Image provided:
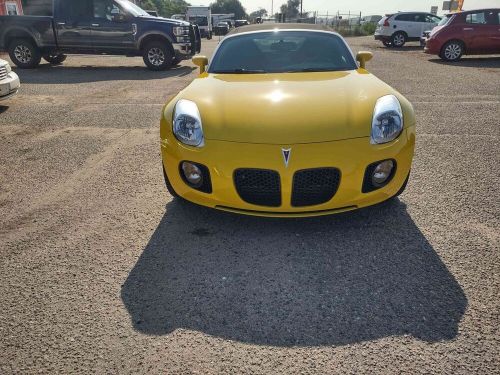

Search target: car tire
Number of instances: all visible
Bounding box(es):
[143,41,173,71]
[163,163,180,198]
[391,32,406,48]
[383,41,392,47]
[42,53,67,65]
[440,40,464,62]
[8,38,42,69]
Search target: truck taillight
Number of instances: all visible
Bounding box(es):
[384,19,390,27]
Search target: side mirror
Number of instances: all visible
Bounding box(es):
[112,13,127,22]
[192,55,208,74]
[356,51,373,69]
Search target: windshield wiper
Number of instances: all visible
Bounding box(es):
[212,68,266,74]
[286,67,338,73]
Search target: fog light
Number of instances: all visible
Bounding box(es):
[181,162,203,187]
[372,160,394,187]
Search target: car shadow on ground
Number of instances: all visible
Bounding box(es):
[0,105,9,114]
[376,45,424,52]
[14,65,196,84]
[428,57,500,68]
[121,198,467,347]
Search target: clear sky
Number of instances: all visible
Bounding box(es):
[192,0,499,16]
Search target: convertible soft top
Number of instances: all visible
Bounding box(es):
[227,23,333,36]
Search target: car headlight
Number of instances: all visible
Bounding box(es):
[173,26,189,36]
[4,63,12,73]
[172,99,204,147]
[371,95,403,144]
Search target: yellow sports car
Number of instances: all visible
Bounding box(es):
[160,24,415,217]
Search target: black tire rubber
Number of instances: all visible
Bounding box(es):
[142,41,173,71]
[8,38,41,69]
[383,40,392,47]
[163,163,180,198]
[42,53,67,65]
[439,40,464,62]
[391,32,407,48]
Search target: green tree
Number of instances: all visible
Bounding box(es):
[210,0,247,19]
[249,8,267,19]
[137,0,190,17]
[279,0,300,19]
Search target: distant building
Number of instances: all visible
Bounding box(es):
[0,0,24,15]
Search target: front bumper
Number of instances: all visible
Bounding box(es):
[172,25,201,60]
[173,43,194,59]
[0,70,20,101]
[424,38,441,55]
[161,127,416,217]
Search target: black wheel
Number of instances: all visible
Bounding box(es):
[391,32,406,48]
[440,40,464,62]
[142,41,173,71]
[383,40,392,47]
[163,163,180,198]
[42,53,67,65]
[8,38,41,69]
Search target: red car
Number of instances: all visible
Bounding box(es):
[425,8,500,61]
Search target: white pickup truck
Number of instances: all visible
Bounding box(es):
[0,58,20,101]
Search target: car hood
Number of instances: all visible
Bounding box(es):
[138,16,190,26]
[173,70,413,144]
[429,25,444,37]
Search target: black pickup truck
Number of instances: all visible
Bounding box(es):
[0,0,201,70]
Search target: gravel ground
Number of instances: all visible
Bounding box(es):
[0,37,499,374]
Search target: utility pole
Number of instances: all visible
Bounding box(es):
[300,0,303,18]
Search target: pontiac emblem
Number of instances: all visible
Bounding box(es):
[282,148,291,168]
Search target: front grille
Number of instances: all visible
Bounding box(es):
[234,169,281,207]
[291,168,341,207]
[0,67,7,80]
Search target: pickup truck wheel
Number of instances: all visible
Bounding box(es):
[391,32,406,48]
[382,41,392,47]
[8,39,41,69]
[143,42,173,71]
[43,53,67,65]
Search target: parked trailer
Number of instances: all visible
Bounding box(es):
[187,6,212,39]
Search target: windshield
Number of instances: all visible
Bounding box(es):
[209,31,357,74]
[189,16,208,26]
[438,15,452,26]
[115,0,149,17]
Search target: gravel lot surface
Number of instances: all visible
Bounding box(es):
[0,37,499,374]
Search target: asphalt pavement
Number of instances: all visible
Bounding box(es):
[0,37,499,374]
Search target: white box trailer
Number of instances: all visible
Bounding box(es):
[187,6,212,39]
